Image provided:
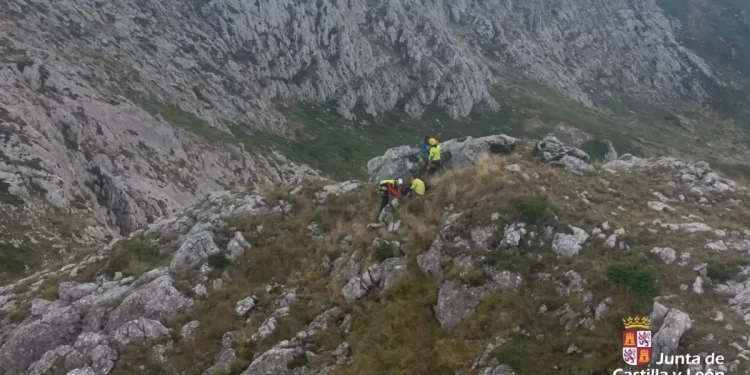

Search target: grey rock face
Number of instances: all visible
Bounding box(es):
[235,297,257,317]
[68,333,118,374]
[603,157,737,193]
[227,232,250,262]
[239,340,311,375]
[435,281,487,329]
[341,257,409,301]
[104,275,193,332]
[170,231,221,273]
[650,247,677,264]
[180,321,200,340]
[480,365,516,375]
[652,308,692,367]
[434,268,522,329]
[367,134,520,182]
[535,135,594,175]
[112,318,170,346]
[314,181,362,203]
[0,305,82,371]
[0,0,737,247]
[67,367,97,375]
[551,226,589,256]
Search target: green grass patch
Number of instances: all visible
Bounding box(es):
[103,238,166,277]
[6,303,29,324]
[123,90,234,143]
[339,274,481,375]
[37,276,62,301]
[206,253,231,270]
[514,195,553,225]
[374,242,394,262]
[606,262,658,297]
[580,139,611,161]
[0,243,29,277]
[706,263,734,283]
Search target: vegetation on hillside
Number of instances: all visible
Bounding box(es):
[100,153,750,374]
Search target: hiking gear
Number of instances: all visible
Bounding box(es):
[420,138,430,156]
[429,144,441,161]
[428,138,437,146]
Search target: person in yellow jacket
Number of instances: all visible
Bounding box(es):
[426,138,442,175]
[400,176,426,197]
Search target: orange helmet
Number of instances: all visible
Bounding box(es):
[428,138,438,146]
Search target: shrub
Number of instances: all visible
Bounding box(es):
[7,304,29,324]
[374,243,394,262]
[706,263,733,283]
[104,239,164,277]
[287,352,308,369]
[514,195,552,225]
[38,276,62,301]
[581,139,611,161]
[207,253,231,270]
[0,244,32,278]
[491,342,527,372]
[606,262,658,297]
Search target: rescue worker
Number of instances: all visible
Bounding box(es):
[426,137,442,175]
[378,178,403,213]
[401,176,426,197]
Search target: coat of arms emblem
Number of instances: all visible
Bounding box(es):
[622,316,652,366]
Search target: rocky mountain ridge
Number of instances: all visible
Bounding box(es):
[2,0,750,277]
[2,133,750,374]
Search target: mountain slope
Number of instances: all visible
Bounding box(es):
[2,135,750,375]
[2,0,750,315]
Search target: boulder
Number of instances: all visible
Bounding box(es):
[652,308,692,367]
[535,135,595,175]
[113,318,170,346]
[367,134,519,182]
[104,275,193,332]
[314,181,362,203]
[170,231,221,273]
[551,226,589,256]
[0,305,82,372]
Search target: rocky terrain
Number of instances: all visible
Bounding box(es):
[2,134,750,374]
[2,0,750,281]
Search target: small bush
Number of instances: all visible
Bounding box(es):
[7,304,29,324]
[207,253,231,270]
[515,195,552,225]
[104,239,164,277]
[706,263,733,283]
[491,342,527,372]
[581,139,611,161]
[0,244,32,278]
[606,262,658,297]
[38,276,62,301]
[374,243,394,262]
[287,352,308,369]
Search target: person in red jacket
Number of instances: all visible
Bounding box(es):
[378,178,403,213]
